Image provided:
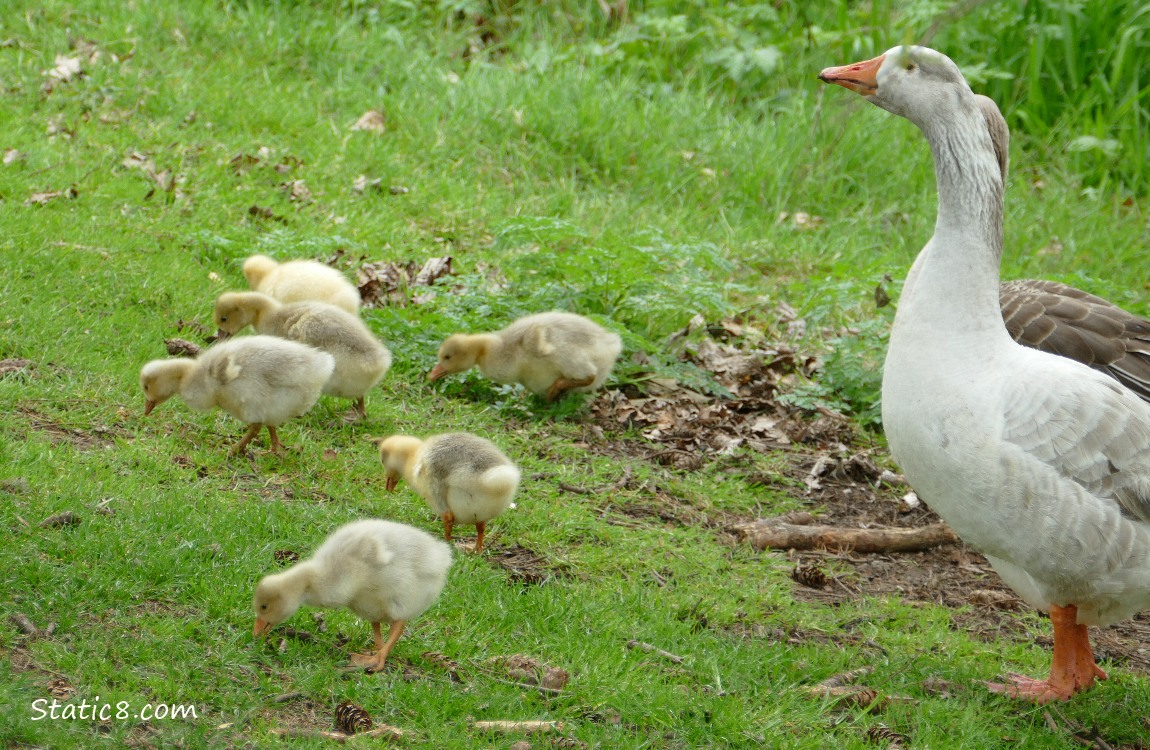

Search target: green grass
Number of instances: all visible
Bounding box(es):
[2,1,1149,748]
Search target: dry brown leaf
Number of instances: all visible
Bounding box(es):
[352,174,382,194]
[25,187,78,206]
[3,149,24,165]
[39,511,81,528]
[164,338,202,358]
[0,358,33,375]
[46,54,83,83]
[351,109,386,133]
[968,589,1022,610]
[229,153,260,174]
[356,257,454,308]
[777,211,826,230]
[282,180,312,202]
[248,204,286,223]
[47,677,76,700]
[45,116,74,138]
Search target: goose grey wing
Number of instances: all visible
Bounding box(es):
[1002,367,1150,524]
[1001,279,1150,402]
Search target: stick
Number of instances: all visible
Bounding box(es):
[271,692,305,704]
[485,674,566,695]
[734,521,958,553]
[472,720,563,734]
[269,724,405,741]
[625,639,685,664]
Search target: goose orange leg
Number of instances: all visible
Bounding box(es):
[545,375,595,402]
[988,604,1108,703]
[266,426,285,454]
[475,521,487,553]
[229,424,263,456]
[351,620,406,673]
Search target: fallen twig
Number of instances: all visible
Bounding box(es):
[485,674,566,695]
[271,692,305,704]
[10,613,39,636]
[269,724,405,742]
[734,520,957,553]
[472,720,564,734]
[625,639,685,664]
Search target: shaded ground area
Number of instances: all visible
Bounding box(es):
[582,320,1150,679]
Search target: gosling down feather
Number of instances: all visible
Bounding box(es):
[971,94,1150,402]
[821,46,1150,702]
[243,254,361,314]
[375,432,520,552]
[140,335,333,455]
[253,519,452,672]
[428,311,622,402]
[213,291,391,419]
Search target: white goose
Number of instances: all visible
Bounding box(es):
[820,46,1150,702]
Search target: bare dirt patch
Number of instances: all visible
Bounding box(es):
[486,542,569,585]
[17,406,121,450]
[581,321,1150,678]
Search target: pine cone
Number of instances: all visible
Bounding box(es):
[334,700,373,735]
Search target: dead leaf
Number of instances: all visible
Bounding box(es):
[356,257,454,308]
[3,149,24,165]
[352,174,382,194]
[1037,236,1063,256]
[351,109,386,133]
[47,677,76,700]
[281,180,311,203]
[39,511,81,528]
[45,116,74,138]
[248,204,286,223]
[229,153,260,174]
[164,338,202,358]
[968,589,1022,610]
[25,187,78,206]
[777,211,826,230]
[45,54,83,83]
[0,358,33,376]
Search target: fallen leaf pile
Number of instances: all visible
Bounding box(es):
[588,316,852,470]
[356,256,454,307]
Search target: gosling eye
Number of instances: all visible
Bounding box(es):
[259,604,267,610]
[904,62,916,72]
[220,316,228,323]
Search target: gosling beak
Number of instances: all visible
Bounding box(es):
[427,363,447,382]
[818,53,884,96]
[144,399,156,416]
[253,617,272,638]
[385,473,398,492]
[215,329,232,341]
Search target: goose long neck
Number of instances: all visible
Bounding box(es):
[923,111,1004,264]
[896,105,1009,345]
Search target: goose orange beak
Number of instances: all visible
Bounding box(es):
[818,54,884,96]
[427,363,447,382]
[144,399,156,416]
[253,617,271,638]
